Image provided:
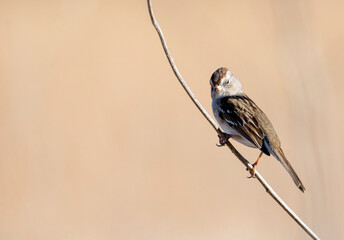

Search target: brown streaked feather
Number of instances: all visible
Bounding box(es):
[218,94,277,155]
[217,93,306,191]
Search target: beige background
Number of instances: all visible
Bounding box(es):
[0,0,343,239]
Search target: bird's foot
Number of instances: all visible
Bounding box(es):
[216,133,231,147]
[247,164,257,178]
[246,152,263,178]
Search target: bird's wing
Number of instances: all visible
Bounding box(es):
[217,94,270,155]
[217,94,306,191]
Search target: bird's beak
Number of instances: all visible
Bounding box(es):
[214,85,222,93]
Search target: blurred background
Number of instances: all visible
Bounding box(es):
[0,0,343,239]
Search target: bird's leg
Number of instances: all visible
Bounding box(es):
[247,151,263,178]
[216,132,231,147]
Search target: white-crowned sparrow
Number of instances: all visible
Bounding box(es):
[210,67,305,192]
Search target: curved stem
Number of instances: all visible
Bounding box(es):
[147,1,319,239]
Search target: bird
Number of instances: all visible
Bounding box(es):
[210,67,306,192]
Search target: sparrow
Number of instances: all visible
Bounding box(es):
[210,67,306,192]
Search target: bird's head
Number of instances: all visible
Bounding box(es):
[210,67,242,99]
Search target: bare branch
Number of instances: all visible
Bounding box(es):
[147,1,319,239]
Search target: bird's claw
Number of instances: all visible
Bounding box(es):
[247,164,257,178]
[216,133,231,147]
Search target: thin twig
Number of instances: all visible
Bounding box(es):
[147,1,319,239]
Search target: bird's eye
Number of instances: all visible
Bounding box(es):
[224,79,229,85]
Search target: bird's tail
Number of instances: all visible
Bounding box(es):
[272,147,306,192]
